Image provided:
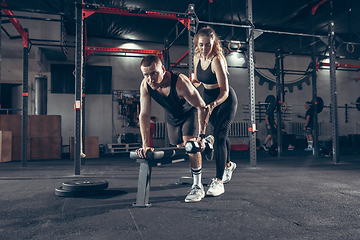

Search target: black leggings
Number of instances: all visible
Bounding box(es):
[203,86,238,180]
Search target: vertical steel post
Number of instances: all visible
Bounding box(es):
[188,4,196,77]
[311,15,319,156]
[329,21,339,163]
[81,19,86,165]
[275,50,282,157]
[21,28,29,167]
[74,1,84,175]
[0,6,2,111]
[246,0,257,167]
[81,92,85,165]
[164,38,170,71]
[280,49,285,103]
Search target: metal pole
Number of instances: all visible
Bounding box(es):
[188,4,195,77]
[329,20,339,163]
[21,28,29,167]
[275,50,282,157]
[164,38,170,70]
[81,80,85,165]
[74,0,84,175]
[280,50,285,103]
[0,7,2,111]
[311,14,319,156]
[247,0,257,167]
[81,19,86,166]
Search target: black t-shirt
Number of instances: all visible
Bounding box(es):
[147,71,195,126]
[267,111,275,125]
[305,108,314,128]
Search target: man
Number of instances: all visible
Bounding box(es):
[303,101,314,151]
[263,110,276,151]
[136,55,208,203]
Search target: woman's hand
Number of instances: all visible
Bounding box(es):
[135,146,154,158]
[196,137,206,152]
[205,103,216,125]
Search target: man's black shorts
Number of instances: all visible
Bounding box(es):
[166,111,198,146]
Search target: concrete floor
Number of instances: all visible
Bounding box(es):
[0,149,360,240]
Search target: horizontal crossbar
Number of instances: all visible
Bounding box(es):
[130,147,187,160]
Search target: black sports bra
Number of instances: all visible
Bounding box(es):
[196,55,218,85]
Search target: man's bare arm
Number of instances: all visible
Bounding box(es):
[137,80,153,156]
[177,74,208,135]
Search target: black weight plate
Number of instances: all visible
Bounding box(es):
[62,180,109,192]
[265,95,276,113]
[311,97,324,113]
[55,186,103,197]
[356,97,360,111]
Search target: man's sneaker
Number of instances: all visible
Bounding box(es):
[288,144,295,150]
[262,144,268,151]
[206,179,225,197]
[185,185,205,203]
[304,147,314,151]
[222,162,236,184]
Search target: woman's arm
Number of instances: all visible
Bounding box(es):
[192,53,202,88]
[205,55,229,120]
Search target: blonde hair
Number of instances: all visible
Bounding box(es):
[194,26,228,72]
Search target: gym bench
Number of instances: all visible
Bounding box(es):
[130,147,189,207]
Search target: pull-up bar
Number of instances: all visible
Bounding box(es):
[82,4,190,29]
[85,46,163,59]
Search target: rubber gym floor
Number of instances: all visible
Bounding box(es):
[1,149,360,240]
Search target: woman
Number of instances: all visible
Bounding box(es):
[193,26,238,197]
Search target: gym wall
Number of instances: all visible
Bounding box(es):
[2,27,360,147]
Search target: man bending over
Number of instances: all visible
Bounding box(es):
[136,55,208,203]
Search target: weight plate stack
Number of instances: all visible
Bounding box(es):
[55,179,109,197]
[311,97,324,113]
[265,95,277,114]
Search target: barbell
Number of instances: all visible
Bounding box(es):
[185,135,214,161]
[264,95,360,114]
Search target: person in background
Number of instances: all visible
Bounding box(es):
[301,101,314,151]
[263,110,275,151]
[192,26,238,197]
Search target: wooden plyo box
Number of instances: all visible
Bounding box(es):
[70,137,99,159]
[0,131,12,163]
[0,115,61,161]
[28,115,61,138]
[11,137,30,161]
[30,137,62,160]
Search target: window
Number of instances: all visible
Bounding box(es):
[51,64,112,94]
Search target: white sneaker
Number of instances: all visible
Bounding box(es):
[262,144,268,151]
[185,185,205,203]
[222,162,236,184]
[206,179,225,197]
[304,147,313,151]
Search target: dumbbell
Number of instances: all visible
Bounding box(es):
[185,135,214,161]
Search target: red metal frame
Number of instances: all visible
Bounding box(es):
[312,0,328,15]
[170,50,189,69]
[317,62,360,80]
[2,0,28,47]
[82,5,190,29]
[316,62,360,69]
[82,5,188,60]
[85,46,163,59]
